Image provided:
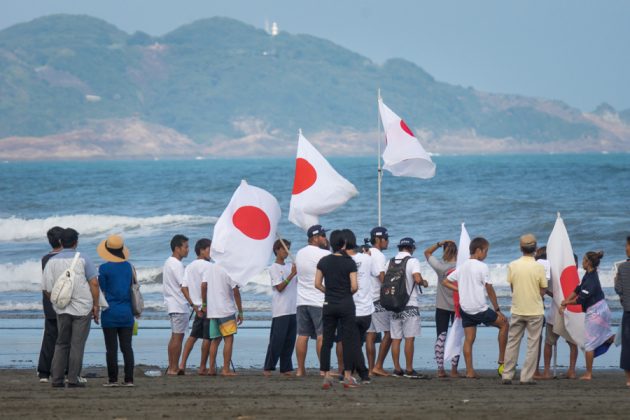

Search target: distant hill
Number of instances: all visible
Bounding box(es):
[1,14,629,159]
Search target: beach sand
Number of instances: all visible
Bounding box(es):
[1,367,630,419]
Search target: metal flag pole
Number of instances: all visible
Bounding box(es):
[377,88,383,226]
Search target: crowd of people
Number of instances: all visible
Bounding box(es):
[37,225,630,388]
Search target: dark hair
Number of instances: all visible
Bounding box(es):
[585,251,604,269]
[60,228,79,248]
[47,226,64,249]
[627,236,630,245]
[194,238,211,256]
[443,241,458,262]
[170,234,189,252]
[329,229,357,255]
[469,237,489,255]
[521,243,537,255]
[535,246,547,260]
[273,238,291,256]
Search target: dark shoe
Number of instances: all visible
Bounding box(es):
[67,382,86,388]
[501,379,512,385]
[392,370,404,377]
[51,382,64,388]
[359,376,371,384]
[519,381,537,385]
[121,382,135,387]
[338,374,344,383]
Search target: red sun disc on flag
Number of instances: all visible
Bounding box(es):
[560,265,582,313]
[400,120,414,137]
[232,206,271,240]
[292,158,317,195]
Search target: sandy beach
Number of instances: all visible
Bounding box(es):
[1,367,630,419]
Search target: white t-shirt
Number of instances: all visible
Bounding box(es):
[269,262,298,318]
[295,245,330,307]
[162,256,189,314]
[447,258,491,314]
[387,251,422,306]
[352,253,375,316]
[204,263,239,318]
[538,259,556,323]
[182,258,212,306]
[369,247,388,302]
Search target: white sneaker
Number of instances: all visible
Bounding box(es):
[78,376,87,383]
[39,377,49,383]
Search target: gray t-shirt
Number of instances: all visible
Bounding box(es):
[428,255,456,311]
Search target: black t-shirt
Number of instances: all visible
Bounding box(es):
[574,270,605,312]
[316,254,357,304]
[41,251,59,319]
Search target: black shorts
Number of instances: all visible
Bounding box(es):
[461,308,498,328]
[190,314,210,339]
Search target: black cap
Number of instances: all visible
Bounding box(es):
[307,224,326,238]
[398,237,416,248]
[370,226,389,240]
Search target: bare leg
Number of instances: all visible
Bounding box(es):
[391,338,402,372]
[336,341,343,374]
[296,335,308,376]
[541,343,554,378]
[221,335,236,376]
[373,332,391,376]
[497,320,508,364]
[533,328,543,378]
[179,336,198,371]
[199,339,210,374]
[580,350,594,380]
[567,342,578,378]
[316,335,323,360]
[463,327,477,378]
[366,332,376,375]
[404,337,415,372]
[167,333,184,375]
[625,370,630,387]
[208,337,222,375]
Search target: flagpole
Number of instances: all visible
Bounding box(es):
[276,232,295,263]
[377,88,382,226]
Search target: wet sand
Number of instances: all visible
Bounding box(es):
[1,367,630,419]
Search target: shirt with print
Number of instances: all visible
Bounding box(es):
[352,252,375,316]
[507,256,548,316]
[316,254,358,305]
[447,258,491,315]
[162,256,189,314]
[182,259,213,307]
[204,263,239,318]
[295,245,330,307]
[369,247,388,302]
[41,250,60,319]
[538,259,556,324]
[387,252,422,307]
[269,262,298,318]
[427,255,456,312]
[42,249,98,317]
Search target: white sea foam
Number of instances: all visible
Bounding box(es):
[0,214,217,242]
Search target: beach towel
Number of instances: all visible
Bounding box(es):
[583,299,613,352]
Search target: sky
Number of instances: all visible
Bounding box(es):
[1,0,629,111]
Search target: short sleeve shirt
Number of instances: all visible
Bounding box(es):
[387,252,422,306]
[269,262,298,318]
[507,256,547,316]
[352,253,375,316]
[295,245,330,307]
[447,258,491,314]
[182,259,213,306]
[369,247,388,302]
[162,256,189,314]
[427,255,456,311]
[204,263,239,318]
[316,254,357,305]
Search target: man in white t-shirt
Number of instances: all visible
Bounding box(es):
[444,237,508,379]
[263,239,298,376]
[295,224,330,376]
[348,245,374,382]
[162,234,190,376]
[364,226,392,377]
[179,238,213,374]
[202,262,243,376]
[388,237,428,379]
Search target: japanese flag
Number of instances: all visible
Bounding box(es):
[288,131,358,231]
[547,213,585,348]
[211,180,281,286]
[379,98,436,179]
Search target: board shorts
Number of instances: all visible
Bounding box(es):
[390,306,421,339]
[169,312,189,334]
[297,305,323,339]
[460,308,498,328]
[190,314,210,339]
[367,300,391,333]
[209,314,238,339]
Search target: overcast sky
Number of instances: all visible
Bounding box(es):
[2,0,629,111]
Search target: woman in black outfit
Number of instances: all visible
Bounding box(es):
[315,229,359,389]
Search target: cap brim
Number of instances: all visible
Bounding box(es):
[97,239,130,263]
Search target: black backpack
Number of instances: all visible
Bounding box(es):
[380,256,413,313]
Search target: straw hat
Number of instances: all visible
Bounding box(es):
[97,234,130,262]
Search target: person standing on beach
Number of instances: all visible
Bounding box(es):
[263,239,298,376]
[561,251,614,380]
[43,228,100,388]
[37,226,64,383]
[97,235,136,387]
[202,262,243,376]
[365,227,392,377]
[295,225,330,376]
[424,240,460,378]
[501,234,547,385]
[444,237,508,379]
[162,234,190,376]
[388,237,427,378]
[179,238,212,374]
[614,236,630,387]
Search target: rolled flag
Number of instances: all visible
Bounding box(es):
[547,213,585,348]
[211,180,281,286]
[288,131,359,230]
[378,98,436,179]
[444,223,471,362]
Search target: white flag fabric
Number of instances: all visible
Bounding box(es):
[547,213,585,348]
[288,132,358,230]
[378,98,436,179]
[444,223,471,362]
[211,180,281,287]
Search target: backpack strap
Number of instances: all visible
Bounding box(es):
[69,252,81,271]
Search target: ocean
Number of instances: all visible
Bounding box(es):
[1,154,629,324]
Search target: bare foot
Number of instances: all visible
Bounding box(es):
[296,369,306,377]
[198,369,208,376]
[437,369,447,378]
[165,370,179,376]
[465,370,479,379]
[565,370,577,379]
[221,370,237,377]
[450,371,464,378]
[579,373,592,381]
[262,370,272,377]
[626,382,630,387]
[282,371,294,377]
[372,367,389,377]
